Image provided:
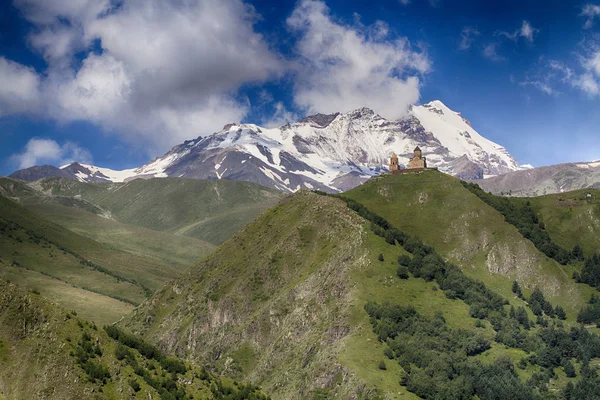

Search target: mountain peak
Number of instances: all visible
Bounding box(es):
[347,107,376,118]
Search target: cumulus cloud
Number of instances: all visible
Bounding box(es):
[458,27,480,51]
[262,102,300,128]
[10,138,92,169]
[582,4,600,29]
[287,0,431,120]
[0,57,41,116]
[3,0,283,153]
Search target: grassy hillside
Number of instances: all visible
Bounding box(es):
[32,177,284,245]
[344,171,596,319]
[1,177,215,267]
[0,195,207,325]
[527,189,600,256]
[118,173,600,399]
[0,279,269,400]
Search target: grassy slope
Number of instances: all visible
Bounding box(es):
[33,177,284,245]
[117,171,600,398]
[527,188,600,256]
[0,195,188,325]
[122,192,397,399]
[120,187,558,399]
[1,176,215,273]
[25,202,214,267]
[344,171,596,321]
[0,279,267,400]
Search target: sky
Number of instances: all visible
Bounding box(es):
[1,0,600,176]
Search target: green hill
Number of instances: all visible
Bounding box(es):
[526,189,600,256]
[0,279,269,400]
[30,177,284,245]
[118,172,600,399]
[344,171,595,318]
[0,195,211,325]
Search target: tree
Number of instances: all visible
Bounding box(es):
[564,360,576,378]
[572,244,584,261]
[398,254,411,267]
[397,266,409,280]
[512,280,520,294]
[554,305,566,320]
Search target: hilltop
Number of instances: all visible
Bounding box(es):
[118,170,600,399]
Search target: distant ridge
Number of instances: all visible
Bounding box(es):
[9,101,525,192]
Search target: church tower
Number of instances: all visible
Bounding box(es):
[389,153,399,173]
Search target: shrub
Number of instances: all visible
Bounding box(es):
[378,253,384,262]
[378,360,387,370]
[397,266,409,280]
[397,255,411,267]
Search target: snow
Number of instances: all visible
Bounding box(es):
[411,101,518,171]
[577,161,600,169]
[56,100,525,192]
[72,164,138,182]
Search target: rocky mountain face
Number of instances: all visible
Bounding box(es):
[474,161,600,197]
[9,101,525,192]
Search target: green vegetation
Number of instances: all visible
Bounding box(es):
[0,196,151,324]
[28,176,283,245]
[335,191,600,398]
[0,279,270,399]
[344,171,594,321]
[0,175,279,323]
[462,181,600,295]
[120,191,391,399]
[119,172,600,399]
[462,181,575,264]
[527,189,600,256]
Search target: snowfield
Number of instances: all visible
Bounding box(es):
[60,101,527,192]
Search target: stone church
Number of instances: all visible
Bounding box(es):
[389,147,428,174]
[408,146,427,169]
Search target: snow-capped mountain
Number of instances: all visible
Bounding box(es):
[10,100,526,192]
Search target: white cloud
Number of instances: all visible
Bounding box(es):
[458,27,480,51]
[572,73,600,96]
[497,20,538,44]
[0,57,41,117]
[287,0,431,120]
[262,102,300,128]
[519,21,536,43]
[4,0,283,154]
[483,43,504,61]
[519,81,555,95]
[582,4,600,29]
[10,138,92,169]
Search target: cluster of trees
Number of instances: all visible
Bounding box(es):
[576,254,600,291]
[104,325,270,400]
[104,325,185,374]
[364,302,538,400]
[72,331,110,384]
[528,286,567,320]
[316,191,600,397]
[577,295,600,325]
[461,181,578,265]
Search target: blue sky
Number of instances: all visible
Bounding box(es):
[1,0,600,176]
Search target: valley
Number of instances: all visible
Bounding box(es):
[3,169,600,399]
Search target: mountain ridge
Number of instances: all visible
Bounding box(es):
[9,100,526,192]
